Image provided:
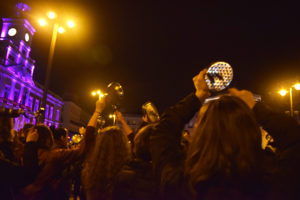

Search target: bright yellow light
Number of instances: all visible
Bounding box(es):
[97,90,101,95]
[48,11,56,19]
[39,19,47,26]
[279,89,288,96]
[91,91,96,96]
[294,83,300,90]
[67,20,75,28]
[58,27,65,34]
[109,114,115,119]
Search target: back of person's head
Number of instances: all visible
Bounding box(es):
[185,95,262,187]
[36,125,54,149]
[0,116,12,143]
[53,127,68,141]
[22,123,34,137]
[134,124,155,162]
[81,126,130,199]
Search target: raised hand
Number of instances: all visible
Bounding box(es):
[95,96,106,114]
[193,68,211,102]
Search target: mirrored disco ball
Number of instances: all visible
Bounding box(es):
[205,61,233,92]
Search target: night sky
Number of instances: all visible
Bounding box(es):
[1,0,300,114]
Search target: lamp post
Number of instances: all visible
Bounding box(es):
[38,12,75,122]
[279,83,300,117]
[41,23,58,112]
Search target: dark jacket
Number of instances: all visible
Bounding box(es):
[253,102,300,199]
[150,93,200,199]
[149,93,268,200]
[22,126,95,200]
[0,142,38,200]
[113,159,158,200]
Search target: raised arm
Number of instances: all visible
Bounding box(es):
[115,110,133,136]
[149,69,210,198]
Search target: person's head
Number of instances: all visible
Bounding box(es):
[35,125,54,150]
[185,95,262,186]
[53,127,69,144]
[19,123,34,143]
[82,126,130,198]
[134,124,156,162]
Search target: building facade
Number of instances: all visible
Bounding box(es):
[62,101,90,133]
[0,3,63,129]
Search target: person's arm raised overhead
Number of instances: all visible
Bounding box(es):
[150,68,210,199]
[115,110,133,136]
[88,96,106,127]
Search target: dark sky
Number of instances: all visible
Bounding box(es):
[1,0,300,114]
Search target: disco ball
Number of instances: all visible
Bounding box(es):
[204,61,233,92]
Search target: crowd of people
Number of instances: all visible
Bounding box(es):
[1,68,300,200]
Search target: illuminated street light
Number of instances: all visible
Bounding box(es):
[58,27,65,34]
[109,114,116,125]
[67,20,75,28]
[39,18,47,26]
[279,89,287,96]
[278,83,300,117]
[92,90,104,100]
[39,11,76,123]
[294,83,300,90]
[48,11,56,19]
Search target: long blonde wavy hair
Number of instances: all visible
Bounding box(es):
[81,126,130,200]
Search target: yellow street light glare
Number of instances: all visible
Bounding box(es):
[279,89,288,96]
[39,19,47,26]
[67,20,75,28]
[109,114,115,119]
[48,11,56,19]
[91,91,96,96]
[294,83,300,90]
[58,27,65,34]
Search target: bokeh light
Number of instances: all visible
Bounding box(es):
[279,89,287,96]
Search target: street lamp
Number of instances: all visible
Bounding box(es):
[278,83,300,117]
[39,19,47,26]
[38,11,75,122]
[279,89,288,97]
[91,90,104,100]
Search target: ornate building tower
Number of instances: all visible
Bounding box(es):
[0,3,63,129]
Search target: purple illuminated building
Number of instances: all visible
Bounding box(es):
[0,3,63,129]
